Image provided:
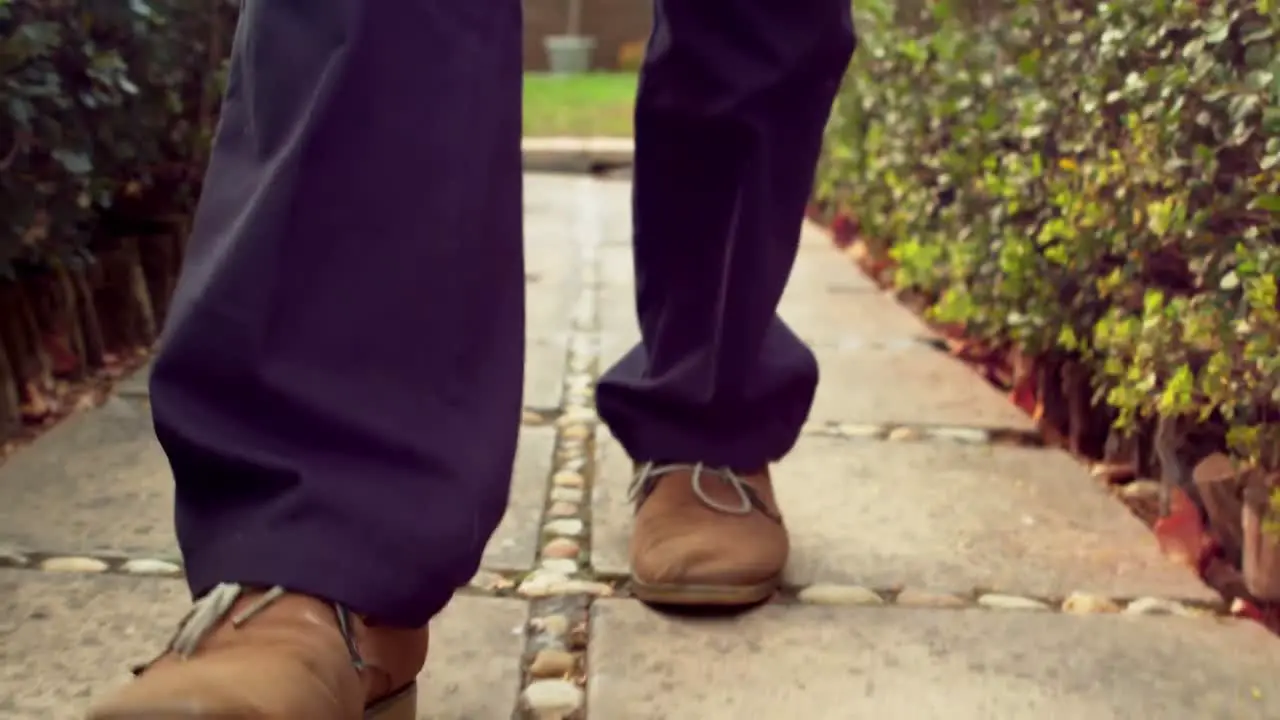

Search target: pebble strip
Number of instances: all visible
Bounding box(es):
[783,582,1218,617]
[0,549,185,578]
[0,545,1221,622]
[798,420,1044,448]
[0,549,542,598]
[518,181,602,720]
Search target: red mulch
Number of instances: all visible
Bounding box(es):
[0,346,152,467]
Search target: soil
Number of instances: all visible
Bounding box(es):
[0,347,152,467]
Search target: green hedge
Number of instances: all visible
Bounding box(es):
[0,0,232,431]
[818,0,1279,470]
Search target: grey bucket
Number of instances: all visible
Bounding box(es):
[544,34,597,75]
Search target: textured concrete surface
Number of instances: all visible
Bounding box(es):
[778,288,934,347]
[524,338,567,410]
[591,431,1215,601]
[0,396,173,557]
[6,174,1275,720]
[483,428,555,571]
[589,600,1280,720]
[0,396,554,572]
[0,570,187,720]
[775,438,1217,600]
[0,570,524,720]
[115,363,150,397]
[808,344,1036,430]
[416,596,527,719]
[525,174,584,339]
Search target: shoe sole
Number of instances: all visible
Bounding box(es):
[87,683,416,720]
[630,577,779,606]
[365,682,416,720]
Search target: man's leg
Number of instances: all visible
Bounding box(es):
[89,0,523,717]
[596,0,855,605]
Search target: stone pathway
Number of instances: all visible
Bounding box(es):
[2,174,1278,720]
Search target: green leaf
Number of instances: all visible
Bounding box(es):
[1251,194,1280,213]
[51,149,92,175]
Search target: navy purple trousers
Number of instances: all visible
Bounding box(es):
[150,0,855,627]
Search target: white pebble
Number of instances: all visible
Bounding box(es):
[540,558,579,575]
[1125,597,1194,617]
[544,519,585,538]
[121,558,181,576]
[40,556,109,573]
[560,425,590,441]
[926,427,990,444]
[797,584,883,606]
[550,487,584,504]
[1061,592,1120,614]
[839,423,884,438]
[518,570,569,597]
[529,614,570,637]
[887,426,923,441]
[518,570,612,598]
[977,594,1051,611]
[522,679,584,719]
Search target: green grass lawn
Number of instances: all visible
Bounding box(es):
[523,72,638,138]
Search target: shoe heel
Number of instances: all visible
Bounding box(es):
[365,682,417,720]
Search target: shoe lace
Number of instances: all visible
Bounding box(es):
[140,583,365,672]
[627,461,779,520]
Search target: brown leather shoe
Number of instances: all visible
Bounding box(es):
[628,462,788,605]
[86,583,428,720]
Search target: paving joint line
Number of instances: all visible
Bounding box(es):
[1,549,1227,624]
[799,420,1045,448]
[507,177,604,720]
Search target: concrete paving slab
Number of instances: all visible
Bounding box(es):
[785,242,879,295]
[115,362,149,397]
[590,432,1215,602]
[0,570,526,720]
[484,427,555,572]
[599,244,634,287]
[810,344,1036,430]
[778,288,934,346]
[417,595,527,719]
[776,437,1215,600]
[0,570,187,720]
[593,178,633,248]
[798,218,837,250]
[0,397,173,558]
[525,337,567,410]
[589,600,1280,720]
[525,174,584,342]
[597,243,639,366]
[0,400,553,573]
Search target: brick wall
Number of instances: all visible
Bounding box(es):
[523,0,652,71]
